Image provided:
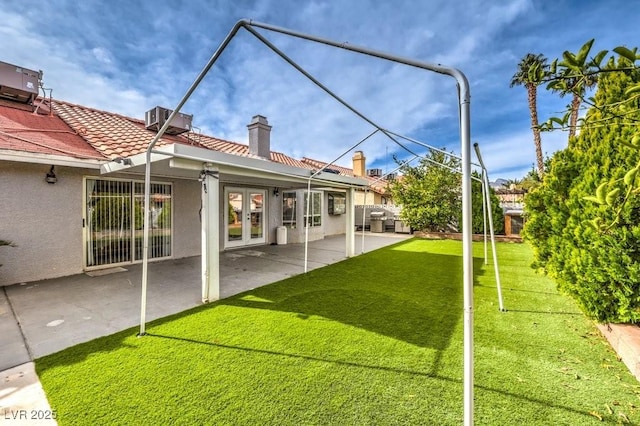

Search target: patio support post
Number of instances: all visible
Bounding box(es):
[345,187,355,257]
[201,163,220,303]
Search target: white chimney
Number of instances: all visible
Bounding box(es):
[247,115,271,159]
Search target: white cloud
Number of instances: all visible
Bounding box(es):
[476,127,567,179]
[91,47,113,65]
[1,0,638,180]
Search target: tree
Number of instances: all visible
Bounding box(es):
[502,178,522,189]
[390,150,461,232]
[390,151,504,234]
[519,166,543,192]
[546,39,599,140]
[524,66,640,323]
[510,53,549,177]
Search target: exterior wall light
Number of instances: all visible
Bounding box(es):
[45,165,57,184]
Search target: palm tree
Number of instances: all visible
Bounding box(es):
[510,53,549,177]
[547,39,599,140]
[503,178,523,190]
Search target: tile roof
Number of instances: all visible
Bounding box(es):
[0,98,104,160]
[50,99,308,168]
[0,96,376,192]
[301,157,355,176]
[52,99,200,159]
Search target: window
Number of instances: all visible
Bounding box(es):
[282,191,297,228]
[510,215,524,235]
[328,193,346,215]
[304,191,322,227]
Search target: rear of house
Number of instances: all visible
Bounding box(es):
[0,60,374,287]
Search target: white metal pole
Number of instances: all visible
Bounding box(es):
[459,83,474,426]
[474,143,505,312]
[482,171,488,265]
[139,151,152,336]
[483,171,505,311]
[361,188,367,254]
[138,21,245,336]
[304,179,311,273]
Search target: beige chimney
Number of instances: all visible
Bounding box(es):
[247,115,272,159]
[352,150,366,177]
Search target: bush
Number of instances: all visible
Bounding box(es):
[524,68,640,322]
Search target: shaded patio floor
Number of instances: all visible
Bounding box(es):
[1,232,411,370]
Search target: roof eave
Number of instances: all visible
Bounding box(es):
[0,149,105,169]
[100,143,369,188]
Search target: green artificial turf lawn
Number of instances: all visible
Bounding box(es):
[37,239,640,425]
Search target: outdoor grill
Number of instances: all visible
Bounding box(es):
[369,211,387,233]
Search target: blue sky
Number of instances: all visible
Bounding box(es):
[1,0,638,179]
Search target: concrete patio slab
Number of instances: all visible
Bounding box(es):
[0,363,55,425]
[0,233,410,423]
[1,233,411,368]
[0,289,30,371]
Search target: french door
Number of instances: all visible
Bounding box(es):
[225,187,266,248]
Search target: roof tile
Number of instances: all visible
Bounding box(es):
[0,99,105,159]
[0,97,375,194]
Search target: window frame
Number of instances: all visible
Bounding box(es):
[304,190,323,228]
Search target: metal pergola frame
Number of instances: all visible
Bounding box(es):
[137,19,476,424]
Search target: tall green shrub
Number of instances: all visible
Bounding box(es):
[524,66,640,322]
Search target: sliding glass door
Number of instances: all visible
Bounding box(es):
[84,178,172,268]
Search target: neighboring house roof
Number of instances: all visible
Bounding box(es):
[301,157,390,194]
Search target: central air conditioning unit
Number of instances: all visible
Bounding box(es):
[0,61,41,104]
[145,106,193,135]
[367,168,383,177]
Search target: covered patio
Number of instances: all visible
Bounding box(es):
[1,232,411,371]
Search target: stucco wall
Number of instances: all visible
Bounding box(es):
[0,162,87,285]
[323,192,347,236]
[0,163,352,285]
[279,189,345,244]
[0,162,202,286]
